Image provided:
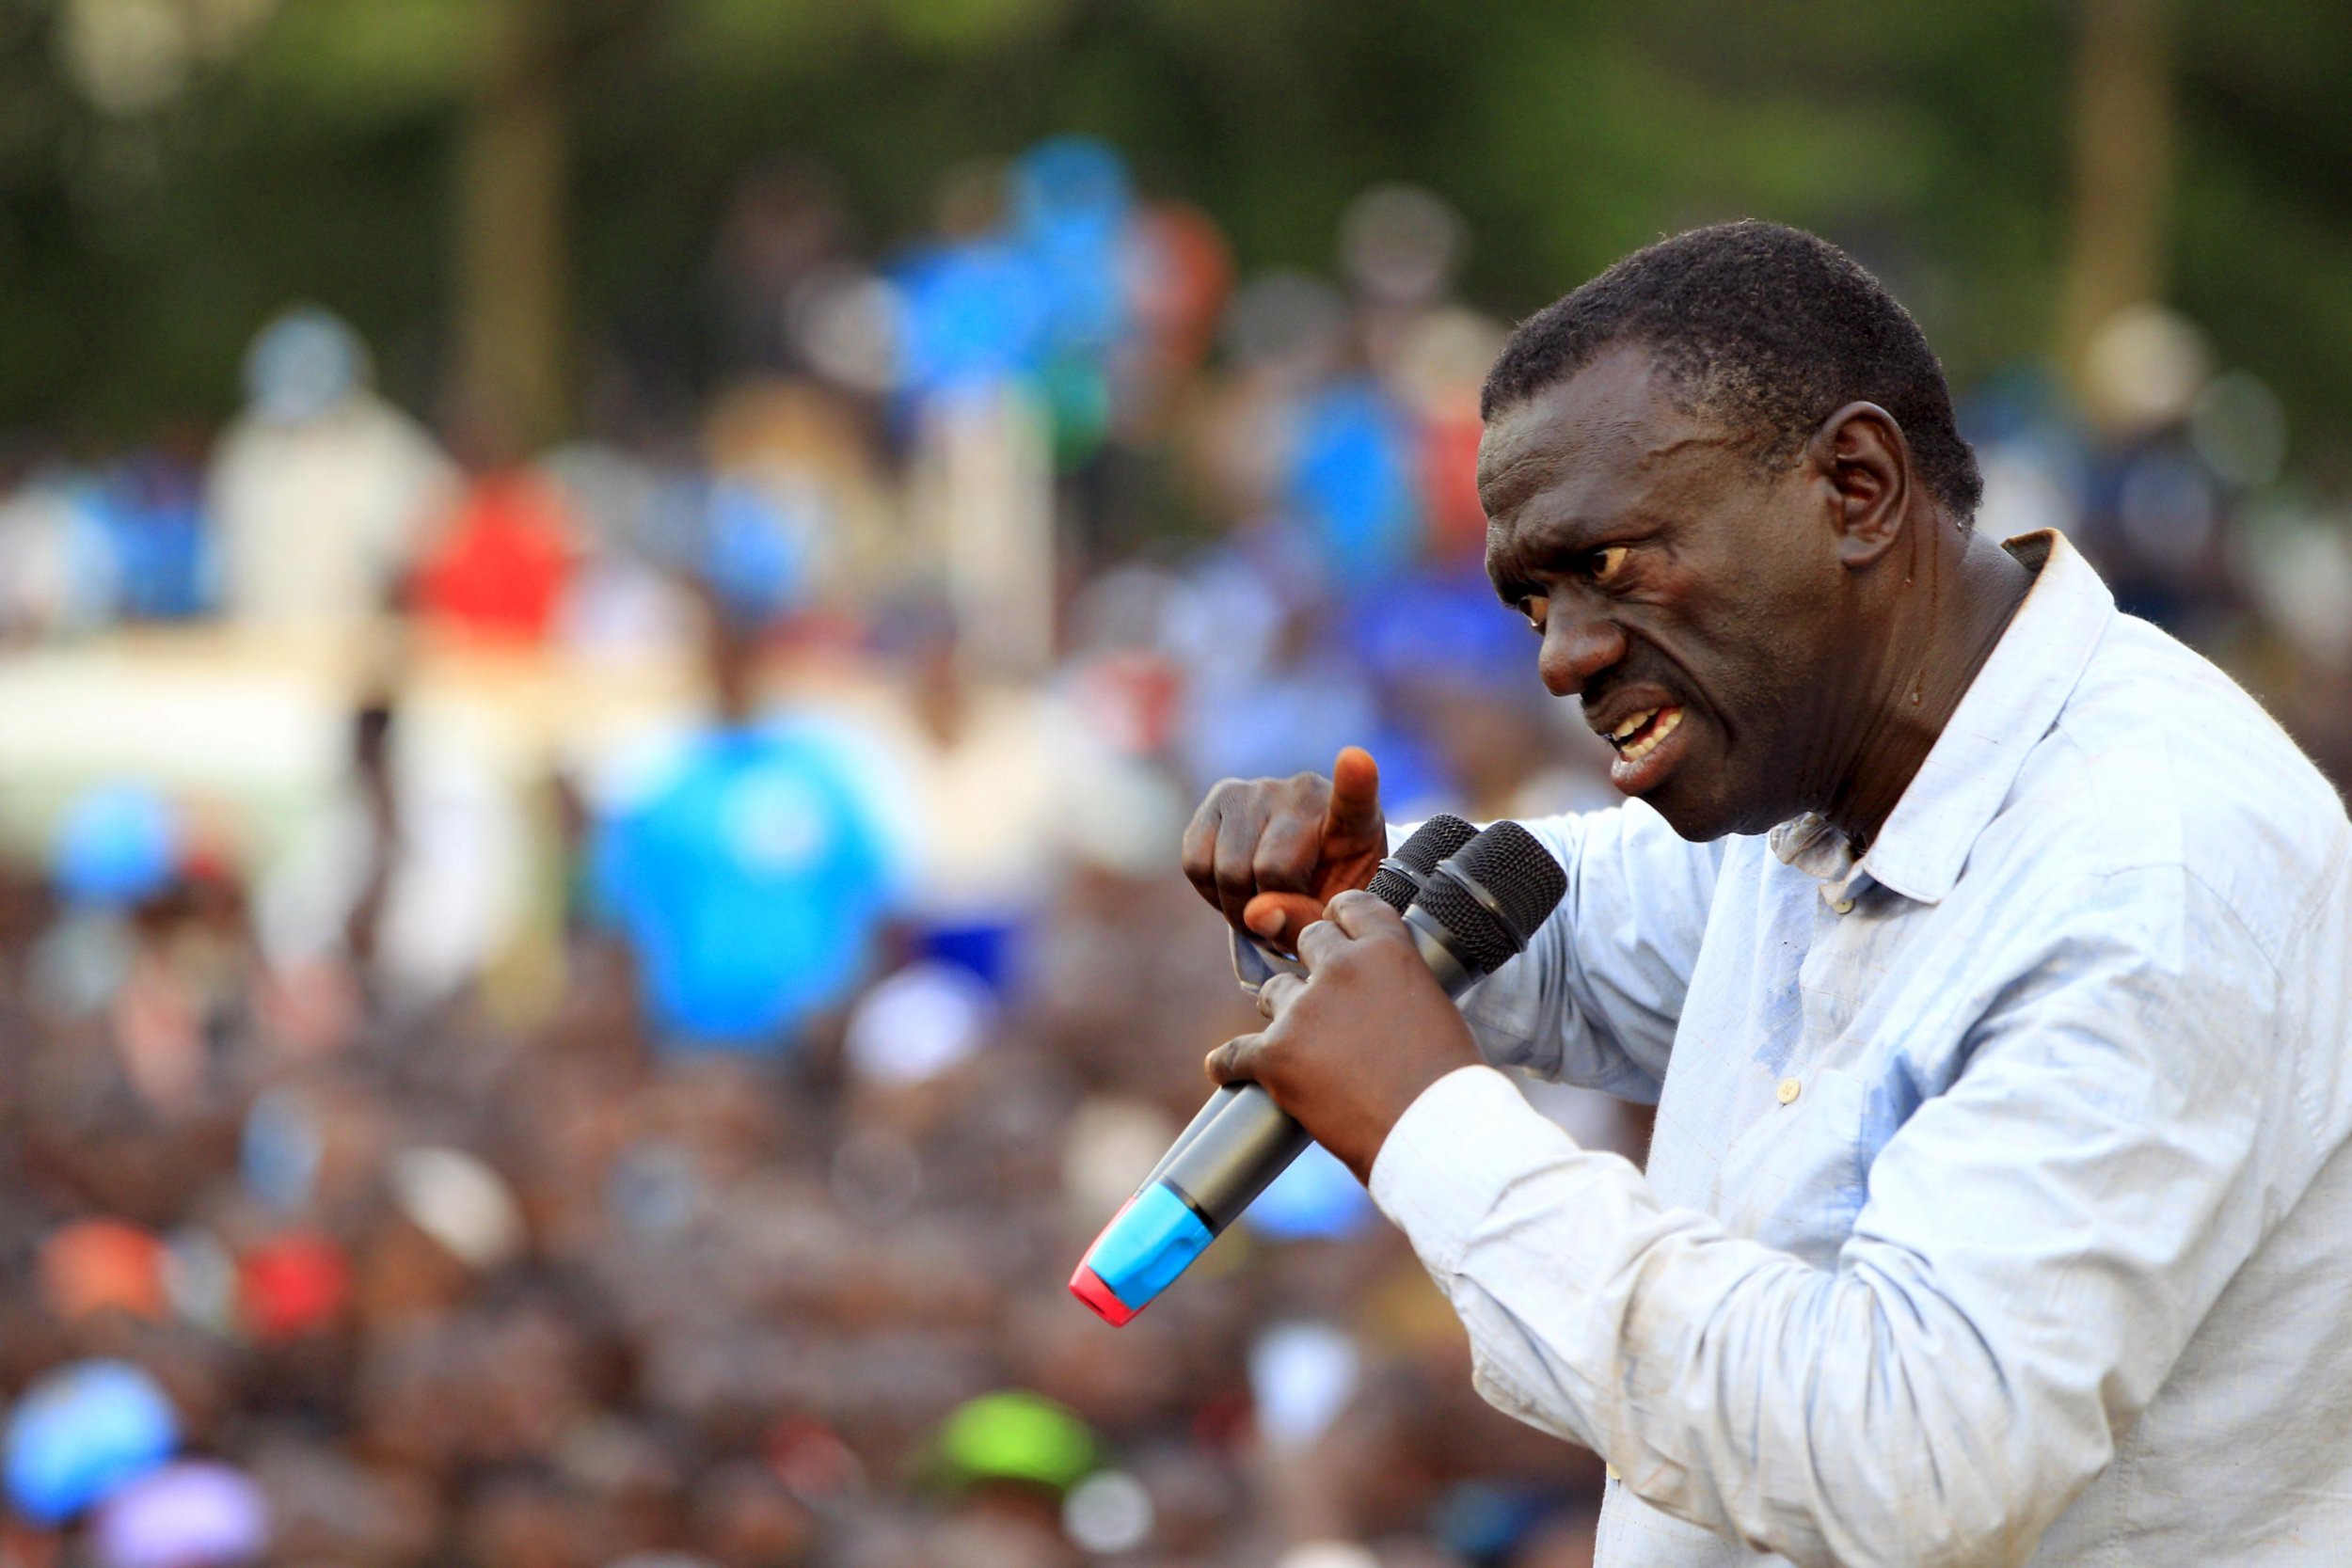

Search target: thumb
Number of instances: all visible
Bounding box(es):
[1242,892,1326,953]
[1322,746,1384,852]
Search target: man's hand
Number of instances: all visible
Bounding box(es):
[1204,890,1481,1182]
[1181,746,1387,954]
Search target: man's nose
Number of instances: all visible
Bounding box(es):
[1538,611,1627,697]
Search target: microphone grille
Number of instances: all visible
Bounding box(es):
[1368,814,1478,911]
[1395,814,1479,874]
[1450,820,1568,940]
[1414,821,1567,976]
[1365,867,1417,912]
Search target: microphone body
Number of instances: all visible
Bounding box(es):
[1071,819,1564,1325]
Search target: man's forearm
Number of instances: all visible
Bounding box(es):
[1371,1067,2108,1568]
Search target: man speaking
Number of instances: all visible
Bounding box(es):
[1182,222,2352,1567]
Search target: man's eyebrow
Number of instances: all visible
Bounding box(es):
[1509,510,1608,563]
[1475,444,1556,517]
[1486,552,1534,607]
[1487,509,1606,602]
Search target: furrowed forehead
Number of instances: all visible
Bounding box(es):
[1477,346,1730,516]
[1472,419,1565,519]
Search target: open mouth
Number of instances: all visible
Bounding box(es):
[1598,703,1691,796]
[1603,705,1683,763]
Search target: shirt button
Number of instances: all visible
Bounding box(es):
[1832,897,1855,914]
[1777,1077,1802,1104]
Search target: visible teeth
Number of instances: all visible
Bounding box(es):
[1611,708,1656,742]
[1616,707,1683,763]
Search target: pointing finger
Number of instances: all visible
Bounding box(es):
[1322,747,1385,854]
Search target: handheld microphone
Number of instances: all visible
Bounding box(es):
[1070,818,1566,1324]
[1073,814,1474,1299]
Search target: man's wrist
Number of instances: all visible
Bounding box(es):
[1327,1049,1473,1183]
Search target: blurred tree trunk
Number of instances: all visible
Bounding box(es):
[453,0,571,457]
[2058,0,2175,398]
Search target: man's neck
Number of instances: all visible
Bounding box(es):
[1826,526,2037,851]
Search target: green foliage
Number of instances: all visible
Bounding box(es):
[5,0,2349,476]
[230,0,484,119]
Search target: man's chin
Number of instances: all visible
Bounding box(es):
[1646,791,1740,843]
[1604,706,1748,839]
[1627,762,1767,844]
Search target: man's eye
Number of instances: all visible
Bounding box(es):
[1585,546,1629,584]
[1519,595,1548,634]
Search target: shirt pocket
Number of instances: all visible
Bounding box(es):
[1710,1066,1871,1267]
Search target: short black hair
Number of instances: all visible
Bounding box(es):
[1482,221,1983,522]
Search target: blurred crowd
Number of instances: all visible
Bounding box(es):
[0,136,2345,1568]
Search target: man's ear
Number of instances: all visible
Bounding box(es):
[1809,402,1911,569]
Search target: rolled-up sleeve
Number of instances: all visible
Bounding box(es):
[1370,863,2297,1568]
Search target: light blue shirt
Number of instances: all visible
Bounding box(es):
[594,720,900,1049]
[1369,532,2352,1567]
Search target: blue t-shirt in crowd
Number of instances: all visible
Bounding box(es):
[594,721,901,1052]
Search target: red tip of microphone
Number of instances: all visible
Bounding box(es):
[1069,1262,1137,1325]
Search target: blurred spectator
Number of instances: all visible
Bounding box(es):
[93,1460,270,1568]
[412,470,576,643]
[708,158,856,384]
[92,448,215,626]
[702,383,897,621]
[255,698,526,1013]
[1286,380,1426,594]
[590,606,904,1052]
[6,1361,178,1524]
[863,602,1070,993]
[0,463,123,641]
[208,309,458,636]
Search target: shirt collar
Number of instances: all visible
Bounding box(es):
[1767,530,2115,904]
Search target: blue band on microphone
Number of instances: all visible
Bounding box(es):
[1081,1181,1215,1311]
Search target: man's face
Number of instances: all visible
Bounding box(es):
[1478,343,1851,839]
